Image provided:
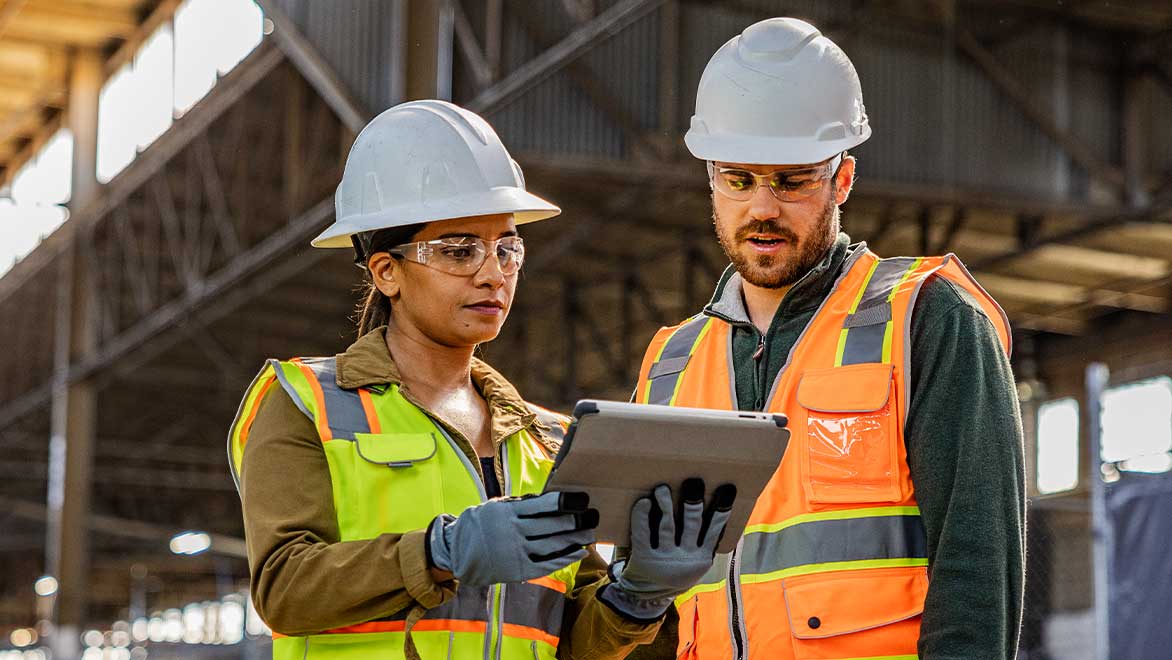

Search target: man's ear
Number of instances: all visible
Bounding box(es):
[367,252,401,300]
[834,155,856,206]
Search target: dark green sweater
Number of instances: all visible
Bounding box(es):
[635,234,1025,660]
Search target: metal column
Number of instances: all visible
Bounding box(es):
[46,47,103,660]
[1086,362,1112,660]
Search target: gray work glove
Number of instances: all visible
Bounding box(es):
[599,479,736,621]
[427,491,599,586]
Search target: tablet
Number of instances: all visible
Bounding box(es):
[543,400,788,554]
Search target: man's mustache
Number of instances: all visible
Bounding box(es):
[735,220,798,243]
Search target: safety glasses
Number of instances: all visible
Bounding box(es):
[709,153,843,202]
[387,236,525,276]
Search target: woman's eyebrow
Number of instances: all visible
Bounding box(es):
[435,230,519,239]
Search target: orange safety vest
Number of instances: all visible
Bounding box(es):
[634,248,1011,660]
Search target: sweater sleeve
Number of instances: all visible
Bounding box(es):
[559,548,663,660]
[239,385,454,635]
[906,277,1026,660]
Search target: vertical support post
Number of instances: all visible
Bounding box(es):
[562,278,578,405]
[1086,362,1111,660]
[405,0,454,101]
[485,0,503,82]
[939,0,957,188]
[918,207,933,255]
[1122,61,1149,208]
[621,271,634,386]
[1051,24,1071,197]
[682,236,696,319]
[657,0,679,149]
[70,51,101,210]
[47,48,103,659]
[284,66,305,219]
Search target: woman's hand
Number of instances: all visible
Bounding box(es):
[427,492,599,586]
[599,479,736,621]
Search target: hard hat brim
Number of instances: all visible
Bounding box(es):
[684,127,870,166]
[313,187,561,248]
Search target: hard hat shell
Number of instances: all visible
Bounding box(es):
[313,100,560,248]
[684,17,871,166]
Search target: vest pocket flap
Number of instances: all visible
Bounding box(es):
[797,363,894,413]
[783,568,927,639]
[354,432,438,466]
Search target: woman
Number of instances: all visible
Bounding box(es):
[227,101,728,660]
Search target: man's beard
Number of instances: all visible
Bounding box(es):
[714,197,840,289]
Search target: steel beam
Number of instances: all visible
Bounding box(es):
[253,0,368,133]
[0,44,285,309]
[0,0,29,40]
[971,202,1172,271]
[467,0,667,114]
[5,497,246,558]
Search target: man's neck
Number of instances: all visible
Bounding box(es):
[742,280,791,334]
[384,323,476,396]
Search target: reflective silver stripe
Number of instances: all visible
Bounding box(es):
[299,357,371,440]
[738,514,928,577]
[647,315,709,405]
[526,404,567,444]
[839,258,918,366]
[693,551,731,587]
[499,580,566,641]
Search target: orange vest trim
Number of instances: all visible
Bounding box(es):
[638,248,1010,660]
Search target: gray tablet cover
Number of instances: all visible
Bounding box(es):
[543,400,789,554]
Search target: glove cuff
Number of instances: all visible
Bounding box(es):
[426,514,457,573]
[597,583,672,623]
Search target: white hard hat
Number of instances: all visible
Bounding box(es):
[313,99,559,248]
[684,18,870,166]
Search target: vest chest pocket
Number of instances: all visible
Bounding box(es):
[334,432,445,536]
[796,364,903,504]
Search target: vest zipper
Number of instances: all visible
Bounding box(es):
[726,536,748,660]
[489,443,512,660]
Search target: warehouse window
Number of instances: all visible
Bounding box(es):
[174,0,264,113]
[0,129,73,277]
[1102,376,1172,473]
[96,0,263,182]
[1037,397,1080,494]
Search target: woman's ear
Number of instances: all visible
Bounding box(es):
[367,252,401,300]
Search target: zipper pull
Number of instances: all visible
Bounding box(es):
[752,336,765,361]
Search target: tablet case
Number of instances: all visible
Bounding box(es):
[544,400,789,554]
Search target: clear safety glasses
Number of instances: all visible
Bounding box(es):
[387,236,526,276]
[709,153,844,202]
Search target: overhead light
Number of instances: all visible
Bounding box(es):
[169,531,211,556]
[33,576,58,597]
[9,627,35,647]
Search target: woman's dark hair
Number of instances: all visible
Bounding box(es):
[355,223,426,336]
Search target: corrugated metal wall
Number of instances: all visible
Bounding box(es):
[271,0,400,114]
[270,0,1132,200]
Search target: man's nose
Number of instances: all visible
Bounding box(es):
[747,183,782,221]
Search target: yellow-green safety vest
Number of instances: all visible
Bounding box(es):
[228,356,579,660]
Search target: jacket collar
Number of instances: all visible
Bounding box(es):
[334,327,540,443]
[704,232,858,326]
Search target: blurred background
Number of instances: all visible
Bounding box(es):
[0,0,1169,658]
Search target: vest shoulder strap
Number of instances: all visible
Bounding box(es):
[267,357,380,442]
[637,314,715,405]
[833,252,1011,367]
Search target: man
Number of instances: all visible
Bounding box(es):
[629,17,1025,660]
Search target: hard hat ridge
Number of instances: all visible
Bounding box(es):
[314,99,560,249]
[684,17,870,166]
